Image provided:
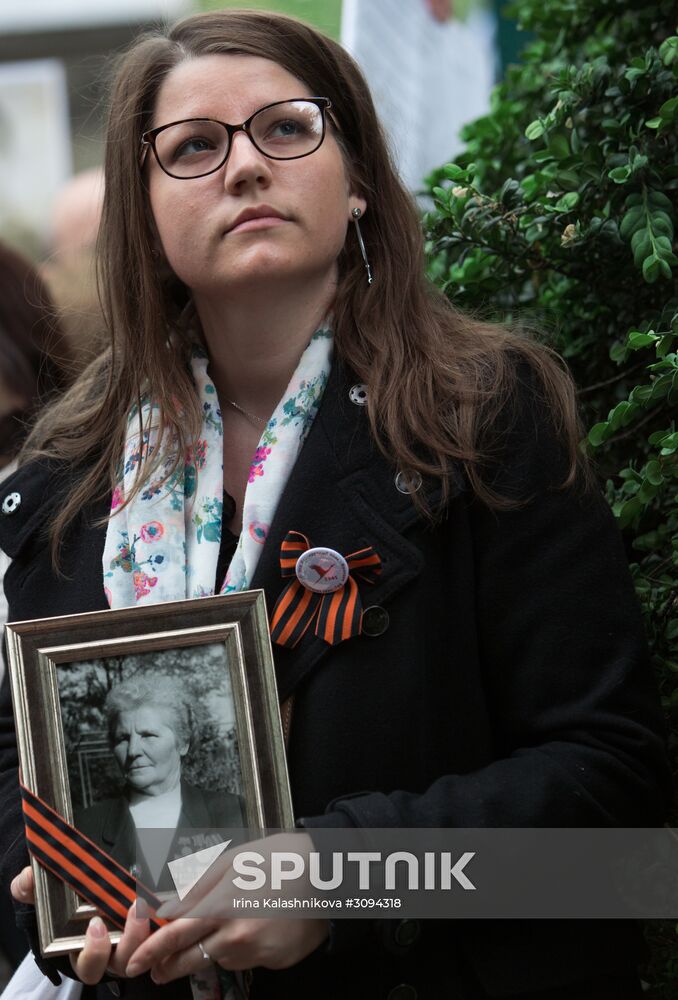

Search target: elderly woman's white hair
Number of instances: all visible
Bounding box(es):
[104,674,192,748]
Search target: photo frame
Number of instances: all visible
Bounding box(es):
[5,591,293,956]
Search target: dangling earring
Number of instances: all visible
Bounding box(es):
[352,207,373,286]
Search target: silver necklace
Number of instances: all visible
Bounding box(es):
[226,397,268,426]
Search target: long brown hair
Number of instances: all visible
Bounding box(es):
[23,9,590,559]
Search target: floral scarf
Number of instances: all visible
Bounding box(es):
[101,323,332,1000]
[103,323,332,607]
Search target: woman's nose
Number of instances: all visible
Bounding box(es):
[223,131,272,192]
[127,732,142,758]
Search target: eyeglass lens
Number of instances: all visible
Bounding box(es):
[153,100,325,177]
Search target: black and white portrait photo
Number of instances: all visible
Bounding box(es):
[6,592,290,950]
[57,642,245,890]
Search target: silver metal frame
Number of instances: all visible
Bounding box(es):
[5,590,293,956]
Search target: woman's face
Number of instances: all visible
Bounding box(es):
[146,53,365,297]
[112,705,187,797]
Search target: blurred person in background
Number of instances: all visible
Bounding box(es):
[0,239,71,974]
[42,167,107,372]
[0,240,72,481]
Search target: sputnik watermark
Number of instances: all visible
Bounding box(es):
[231,850,477,891]
[138,827,678,919]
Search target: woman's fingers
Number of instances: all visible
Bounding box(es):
[70,916,113,985]
[126,916,217,977]
[106,901,151,976]
[130,916,329,983]
[67,901,151,985]
[150,930,225,983]
[10,866,34,904]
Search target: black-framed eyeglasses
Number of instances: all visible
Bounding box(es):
[140,97,333,179]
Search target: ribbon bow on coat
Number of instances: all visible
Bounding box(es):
[270,531,382,647]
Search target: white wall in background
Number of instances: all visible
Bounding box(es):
[342,0,496,192]
[0,60,71,242]
[0,0,190,33]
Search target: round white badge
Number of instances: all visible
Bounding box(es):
[295,547,349,594]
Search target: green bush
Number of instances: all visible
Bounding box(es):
[423,1,677,994]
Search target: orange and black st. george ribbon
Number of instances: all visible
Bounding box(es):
[21,782,166,932]
[270,531,381,647]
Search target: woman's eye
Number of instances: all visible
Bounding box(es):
[172,136,216,160]
[267,118,306,139]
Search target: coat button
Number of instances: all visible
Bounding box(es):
[129,864,142,879]
[387,986,418,1000]
[362,605,389,637]
[1,492,21,515]
[394,471,422,494]
[349,383,368,405]
[394,919,421,948]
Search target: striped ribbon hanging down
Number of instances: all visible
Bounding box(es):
[21,783,166,932]
[270,531,381,647]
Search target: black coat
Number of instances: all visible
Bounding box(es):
[0,359,670,1000]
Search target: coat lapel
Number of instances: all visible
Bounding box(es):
[101,797,136,869]
[250,358,453,702]
[177,781,211,827]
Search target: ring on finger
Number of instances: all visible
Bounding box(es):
[197,940,211,963]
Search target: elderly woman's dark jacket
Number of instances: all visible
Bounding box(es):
[0,359,670,1000]
[76,781,244,892]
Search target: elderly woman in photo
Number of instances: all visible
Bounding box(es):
[0,7,670,1000]
[75,676,243,887]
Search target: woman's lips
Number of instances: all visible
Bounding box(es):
[227,216,287,235]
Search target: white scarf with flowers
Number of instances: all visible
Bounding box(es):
[103,323,332,608]
[101,324,332,1000]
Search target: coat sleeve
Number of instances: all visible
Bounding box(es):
[303,365,671,831]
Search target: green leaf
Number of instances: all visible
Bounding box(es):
[657,334,675,358]
[645,117,662,129]
[618,496,643,529]
[651,214,674,239]
[627,330,657,349]
[659,432,678,454]
[619,207,644,240]
[642,255,661,283]
[647,190,673,211]
[547,132,570,159]
[555,169,580,190]
[658,96,678,118]
[588,422,610,447]
[609,165,631,184]
[645,461,664,486]
[442,164,468,182]
[638,480,659,502]
[525,119,546,140]
[608,400,639,430]
[609,341,629,363]
[629,384,654,402]
[555,191,579,210]
[659,35,678,65]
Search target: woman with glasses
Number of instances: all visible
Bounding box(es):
[0,9,669,1000]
